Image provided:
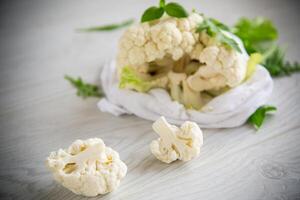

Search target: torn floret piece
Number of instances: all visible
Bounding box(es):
[150,116,203,163]
[187,46,247,92]
[46,138,127,197]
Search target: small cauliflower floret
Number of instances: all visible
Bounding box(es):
[168,71,202,109]
[46,138,127,197]
[151,22,182,55]
[187,45,247,91]
[150,116,203,163]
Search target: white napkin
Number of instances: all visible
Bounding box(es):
[97,59,273,128]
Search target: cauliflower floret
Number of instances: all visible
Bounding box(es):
[46,138,127,197]
[151,22,182,51]
[117,13,204,69]
[150,116,203,163]
[187,45,247,91]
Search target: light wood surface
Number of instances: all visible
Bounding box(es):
[0,0,300,199]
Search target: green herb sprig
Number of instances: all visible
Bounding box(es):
[262,45,300,76]
[248,105,277,130]
[197,18,242,53]
[78,19,134,32]
[141,0,188,23]
[65,75,103,98]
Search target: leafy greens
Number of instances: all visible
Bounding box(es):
[233,17,300,76]
[65,75,103,98]
[78,19,134,32]
[197,18,242,53]
[141,0,188,22]
[248,105,277,130]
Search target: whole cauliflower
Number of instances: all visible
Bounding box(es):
[46,138,127,197]
[150,116,203,163]
[117,12,248,110]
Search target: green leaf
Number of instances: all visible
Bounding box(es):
[140,1,188,22]
[232,17,300,76]
[141,6,165,22]
[218,33,242,53]
[77,19,134,32]
[248,105,276,130]
[262,45,300,76]
[209,18,230,31]
[65,75,103,99]
[159,0,166,8]
[197,18,242,53]
[119,66,168,92]
[233,17,278,54]
[164,2,189,18]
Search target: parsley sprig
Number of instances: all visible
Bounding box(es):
[197,18,242,53]
[141,0,188,23]
[78,19,134,32]
[262,45,300,76]
[248,105,277,130]
[65,75,103,99]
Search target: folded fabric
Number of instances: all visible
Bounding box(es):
[97,32,273,128]
[98,58,273,128]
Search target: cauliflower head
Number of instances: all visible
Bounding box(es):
[117,12,248,110]
[150,116,203,163]
[46,138,127,197]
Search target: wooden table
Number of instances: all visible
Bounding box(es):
[0,0,300,199]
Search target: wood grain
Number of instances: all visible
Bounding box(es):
[0,0,300,199]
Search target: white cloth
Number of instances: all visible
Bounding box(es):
[97,33,273,128]
[97,60,273,128]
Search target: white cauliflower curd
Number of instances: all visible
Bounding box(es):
[150,116,203,163]
[97,1,273,128]
[117,12,248,110]
[46,138,127,197]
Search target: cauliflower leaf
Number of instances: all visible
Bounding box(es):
[233,17,278,54]
[197,18,242,53]
[245,53,263,79]
[233,17,300,77]
[119,66,168,92]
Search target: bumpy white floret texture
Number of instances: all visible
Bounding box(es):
[187,44,247,91]
[117,13,248,91]
[150,116,203,163]
[117,13,203,69]
[46,138,127,197]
